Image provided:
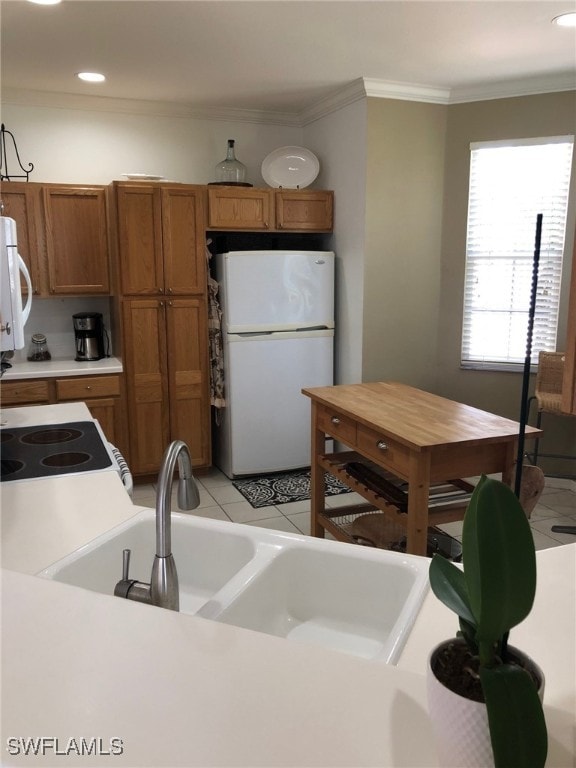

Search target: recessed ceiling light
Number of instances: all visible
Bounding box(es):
[552,12,576,27]
[76,72,106,83]
[27,0,62,5]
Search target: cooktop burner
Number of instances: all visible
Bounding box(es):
[1,421,114,482]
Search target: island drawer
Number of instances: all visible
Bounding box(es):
[316,404,357,445]
[356,424,410,477]
[2,380,51,405]
[56,375,121,401]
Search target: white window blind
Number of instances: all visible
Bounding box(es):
[461,137,574,370]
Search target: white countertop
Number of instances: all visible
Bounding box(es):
[1,404,575,766]
[2,356,123,379]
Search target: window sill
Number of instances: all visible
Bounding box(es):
[460,362,537,374]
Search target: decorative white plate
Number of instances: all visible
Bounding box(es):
[261,146,319,189]
[122,173,166,181]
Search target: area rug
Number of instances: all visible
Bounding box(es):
[232,469,352,508]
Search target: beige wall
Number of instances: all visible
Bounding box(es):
[363,98,447,390]
[437,91,576,408]
[437,91,576,471]
[362,91,576,473]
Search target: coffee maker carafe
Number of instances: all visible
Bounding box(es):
[73,312,106,362]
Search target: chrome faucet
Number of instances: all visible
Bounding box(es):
[114,440,200,611]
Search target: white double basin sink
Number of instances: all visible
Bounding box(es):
[40,509,429,664]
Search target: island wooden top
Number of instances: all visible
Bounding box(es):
[302,381,542,451]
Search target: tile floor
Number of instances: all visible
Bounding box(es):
[131,468,576,552]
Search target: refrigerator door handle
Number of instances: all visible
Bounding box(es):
[236,331,274,338]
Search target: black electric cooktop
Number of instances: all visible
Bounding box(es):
[1,421,113,483]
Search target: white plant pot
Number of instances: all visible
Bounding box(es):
[426,639,544,768]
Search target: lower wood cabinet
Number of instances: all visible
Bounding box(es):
[122,297,210,475]
[55,375,126,451]
[1,374,128,456]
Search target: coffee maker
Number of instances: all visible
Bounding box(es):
[73,312,106,361]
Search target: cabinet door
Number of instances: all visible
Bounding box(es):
[165,297,211,468]
[161,186,206,295]
[85,398,122,449]
[275,190,334,231]
[43,186,110,294]
[116,184,164,295]
[207,187,273,230]
[0,182,42,295]
[122,299,169,474]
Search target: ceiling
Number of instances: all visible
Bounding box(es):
[2,0,576,119]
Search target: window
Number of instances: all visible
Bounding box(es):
[461,136,574,370]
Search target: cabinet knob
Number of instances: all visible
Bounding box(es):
[86,385,92,391]
[376,440,388,451]
[167,288,173,294]
[331,416,340,425]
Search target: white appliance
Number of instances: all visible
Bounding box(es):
[1,216,32,353]
[213,250,334,478]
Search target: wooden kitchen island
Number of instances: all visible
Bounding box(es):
[303,381,542,556]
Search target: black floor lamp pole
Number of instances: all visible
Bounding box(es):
[515,213,543,497]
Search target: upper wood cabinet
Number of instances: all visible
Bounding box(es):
[207,186,273,230]
[275,189,334,231]
[114,183,206,296]
[43,185,110,294]
[0,182,41,294]
[0,182,111,296]
[207,186,333,232]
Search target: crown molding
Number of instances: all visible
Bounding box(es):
[299,78,367,125]
[0,88,302,127]
[3,72,574,130]
[300,74,575,124]
[363,77,451,104]
[448,72,576,104]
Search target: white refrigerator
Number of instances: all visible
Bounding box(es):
[213,250,335,478]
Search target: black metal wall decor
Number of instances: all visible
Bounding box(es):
[515,213,543,497]
[0,123,34,181]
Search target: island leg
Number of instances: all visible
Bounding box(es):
[310,401,327,538]
[406,450,431,556]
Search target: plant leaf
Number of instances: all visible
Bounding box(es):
[429,553,476,626]
[463,476,537,645]
[481,664,547,768]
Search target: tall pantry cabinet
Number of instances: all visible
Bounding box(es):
[110,182,210,476]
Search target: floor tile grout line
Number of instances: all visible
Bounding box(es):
[131,478,575,550]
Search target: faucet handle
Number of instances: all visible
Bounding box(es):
[122,548,131,580]
[114,548,136,598]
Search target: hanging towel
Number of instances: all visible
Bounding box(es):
[206,241,226,421]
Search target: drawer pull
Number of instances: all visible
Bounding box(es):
[86,386,92,390]
[376,440,388,451]
[331,416,340,425]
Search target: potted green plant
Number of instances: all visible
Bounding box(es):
[427,474,547,768]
